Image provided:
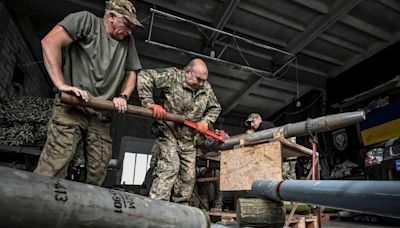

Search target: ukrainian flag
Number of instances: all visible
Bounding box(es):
[360,101,400,146]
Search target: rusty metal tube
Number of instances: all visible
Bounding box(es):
[218,111,366,150]
[59,92,186,123]
[0,166,210,228]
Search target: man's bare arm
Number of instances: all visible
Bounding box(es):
[120,70,137,97]
[41,25,89,101]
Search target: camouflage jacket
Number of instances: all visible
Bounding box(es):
[137,67,222,140]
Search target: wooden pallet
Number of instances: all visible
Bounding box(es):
[285,215,318,228]
[207,211,236,225]
[321,213,339,223]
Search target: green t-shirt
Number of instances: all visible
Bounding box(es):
[59,11,141,100]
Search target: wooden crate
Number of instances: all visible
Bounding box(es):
[286,215,318,228]
[220,138,312,191]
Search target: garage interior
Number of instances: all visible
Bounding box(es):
[1,0,400,227]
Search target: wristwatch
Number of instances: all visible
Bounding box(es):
[118,94,129,101]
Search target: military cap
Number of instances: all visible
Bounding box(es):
[105,0,144,28]
[245,113,262,126]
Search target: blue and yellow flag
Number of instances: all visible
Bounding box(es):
[360,101,400,146]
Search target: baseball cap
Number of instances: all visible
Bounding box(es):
[105,0,144,28]
[245,113,262,126]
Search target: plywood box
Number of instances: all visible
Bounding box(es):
[220,138,312,191]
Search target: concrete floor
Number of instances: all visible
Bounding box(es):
[212,217,400,228]
[323,220,399,228]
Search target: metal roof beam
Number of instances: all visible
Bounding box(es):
[330,31,400,77]
[228,24,287,47]
[291,0,329,14]
[64,0,103,11]
[239,2,305,31]
[300,49,344,66]
[341,15,392,41]
[208,0,240,44]
[376,0,400,13]
[319,33,365,53]
[286,0,363,55]
[213,40,330,76]
[221,74,264,116]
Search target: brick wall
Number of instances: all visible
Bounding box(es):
[0,3,51,97]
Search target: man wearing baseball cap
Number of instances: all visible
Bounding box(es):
[34,0,142,186]
[245,113,275,133]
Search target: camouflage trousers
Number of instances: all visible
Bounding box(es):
[34,101,112,186]
[192,169,223,210]
[149,134,196,203]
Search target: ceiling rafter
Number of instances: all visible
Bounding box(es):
[64,0,103,11]
[300,49,344,66]
[250,93,288,103]
[340,15,392,41]
[228,23,287,47]
[214,40,273,61]
[206,0,240,45]
[238,2,305,31]
[285,0,363,57]
[291,0,329,14]
[139,0,212,23]
[220,0,362,115]
[221,74,264,116]
[258,83,298,95]
[319,33,365,53]
[329,31,400,77]
[375,0,400,13]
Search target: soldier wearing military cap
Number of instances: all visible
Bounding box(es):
[245,113,275,133]
[34,0,142,186]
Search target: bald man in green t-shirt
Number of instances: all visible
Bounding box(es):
[34,0,142,186]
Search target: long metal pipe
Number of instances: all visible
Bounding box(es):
[252,180,400,219]
[218,111,365,150]
[59,92,186,123]
[0,166,210,228]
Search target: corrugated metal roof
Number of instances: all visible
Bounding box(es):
[5,0,400,128]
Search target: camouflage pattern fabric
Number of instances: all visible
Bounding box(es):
[149,130,197,202]
[34,100,112,186]
[213,169,223,210]
[138,67,222,203]
[105,0,143,28]
[0,96,53,124]
[149,139,160,165]
[137,67,221,129]
[282,160,297,180]
[0,96,53,146]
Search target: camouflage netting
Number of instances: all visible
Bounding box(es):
[0,96,54,146]
[1,96,86,179]
[0,96,54,124]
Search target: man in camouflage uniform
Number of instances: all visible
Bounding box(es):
[137,58,222,204]
[34,0,142,186]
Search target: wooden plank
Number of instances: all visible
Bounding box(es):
[236,197,285,227]
[207,211,236,218]
[220,141,282,191]
[287,215,318,228]
[196,177,219,183]
[280,138,313,158]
